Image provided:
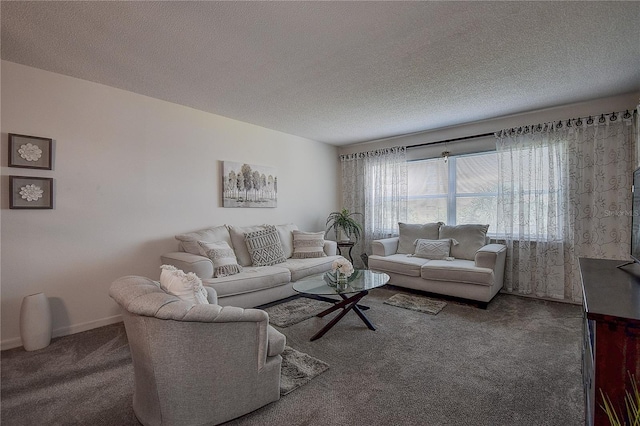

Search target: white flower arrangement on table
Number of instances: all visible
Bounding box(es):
[332,258,354,277]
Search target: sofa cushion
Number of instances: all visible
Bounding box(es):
[197,240,243,278]
[244,225,287,266]
[159,265,209,304]
[175,225,231,256]
[413,239,454,260]
[291,230,326,259]
[439,224,489,260]
[202,266,291,298]
[275,223,299,258]
[368,254,430,277]
[281,255,342,281]
[397,222,443,254]
[228,225,267,266]
[421,259,493,286]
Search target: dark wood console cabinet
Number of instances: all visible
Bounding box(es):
[579,258,640,426]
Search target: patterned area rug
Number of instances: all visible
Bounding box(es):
[384,293,447,315]
[264,297,334,327]
[280,346,329,396]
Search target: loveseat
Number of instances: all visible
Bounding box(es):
[161,224,342,308]
[368,223,506,307]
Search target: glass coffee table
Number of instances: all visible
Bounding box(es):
[292,269,390,341]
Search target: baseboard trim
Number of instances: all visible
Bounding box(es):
[1,314,123,351]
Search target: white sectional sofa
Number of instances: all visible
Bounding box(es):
[368,223,506,307]
[161,224,341,308]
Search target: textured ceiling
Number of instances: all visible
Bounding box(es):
[2,1,639,145]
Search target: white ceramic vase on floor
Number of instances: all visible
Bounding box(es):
[20,292,52,351]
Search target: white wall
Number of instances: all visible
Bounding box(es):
[0,61,339,349]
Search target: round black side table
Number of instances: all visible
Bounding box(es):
[336,241,355,264]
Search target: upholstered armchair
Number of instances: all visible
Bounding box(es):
[109,275,286,426]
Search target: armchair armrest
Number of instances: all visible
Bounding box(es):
[475,244,507,269]
[204,286,218,304]
[161,251,214,279]
[323,240,337,256]
[371,237,399,257]
[181,305,276,370]
[267,325,286,357]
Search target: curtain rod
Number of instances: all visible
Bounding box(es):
[406,132,495,149]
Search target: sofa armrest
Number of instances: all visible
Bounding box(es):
[475,244,507,269]
[323,240,337,256]
[161,252,214,279]
[371,237,399,257]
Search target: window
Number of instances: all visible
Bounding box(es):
[407,151,499,232]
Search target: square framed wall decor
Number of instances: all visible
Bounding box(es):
[9,176,54,209]
[8,133,53,170]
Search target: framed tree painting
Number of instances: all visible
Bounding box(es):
[8,133,53,170]
[222,161,277,208]
[9,176,54,209]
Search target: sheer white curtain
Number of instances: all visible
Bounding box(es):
[496,111,637,302]
[341,147,407,267]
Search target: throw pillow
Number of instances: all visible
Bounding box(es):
[244,225,287,266]
[439,224,490,260]
[412,239,457,260]
[197,240,243,278]
[175,225,232,256]
[397,222,444,254]
[275,223,299,258]
[291,230,326,259]
[159,265,209,305]
[228,225,267,266]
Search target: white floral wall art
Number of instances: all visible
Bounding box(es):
[9,176,53,209]
[18,143,43,162]
[19,184,44,202]
[8,133,53,170]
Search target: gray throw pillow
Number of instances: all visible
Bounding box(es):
[244,225,287,266]
[397,222,444,254]
[228,225,266,266]
[175,225,231,256]
[412,239,454,260]
[439,224,489,260]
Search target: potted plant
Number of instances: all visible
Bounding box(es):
[600,373,640,425]
[325,209,363,243]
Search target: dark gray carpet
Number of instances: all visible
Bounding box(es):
[0,323,327,425]
[1,289,585,425]
[264,297,334,327]
[384,293,447,315]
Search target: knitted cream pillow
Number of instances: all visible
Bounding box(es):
[291,230,326,259]
[412,239,458,260]
[244,225,287,266]
[159,265,209,304]
[197,240,243,278]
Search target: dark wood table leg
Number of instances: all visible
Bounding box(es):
[315,291,366,318]
[306,294,370,311]
[352,305,376,330]
[309,290,375,341]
